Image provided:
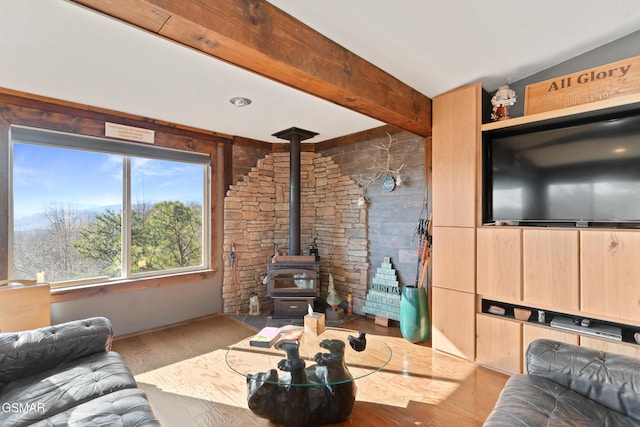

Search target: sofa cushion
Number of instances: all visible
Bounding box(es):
[0,317,113,388]
[527,339,640,421]
[27,388,161,427]
[0,351,140,426]
[484,374,640,427]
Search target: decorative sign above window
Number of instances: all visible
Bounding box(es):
[105,122,155,144]
[524,55,640,115]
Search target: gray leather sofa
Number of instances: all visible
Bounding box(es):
[484,339,640,426]
[0,317,160,426]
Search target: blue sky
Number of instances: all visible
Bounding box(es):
[13,143,205,219]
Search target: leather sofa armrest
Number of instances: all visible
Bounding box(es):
[0,317,113,388]
[526,339,640,421]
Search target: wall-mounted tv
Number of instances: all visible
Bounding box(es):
[483,108,640,228]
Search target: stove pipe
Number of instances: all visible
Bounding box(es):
[272,127,318,255]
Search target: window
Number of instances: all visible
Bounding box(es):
[10,126,210,287]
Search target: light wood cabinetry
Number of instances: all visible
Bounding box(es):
[476,314,522,374]
[435,84,640,373]
[0,283,50,332]
[432,226,476,293]
[431,83,481,361]
[478,316,639,375]
[432,287,476,360]
[432,83,481,227]
[477,228,522,301]
[476,228,640,369]
[523,229,579,311]
[581,231,640,322]
[449,87,640,374]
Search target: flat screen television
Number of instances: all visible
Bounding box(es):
[483,108,640,228]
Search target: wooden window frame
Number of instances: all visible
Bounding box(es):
[0,88,230,302]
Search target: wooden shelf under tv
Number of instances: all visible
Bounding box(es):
[481,92,640,132]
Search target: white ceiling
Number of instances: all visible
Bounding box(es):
[1,0,640,143]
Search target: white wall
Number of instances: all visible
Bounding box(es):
[51,277,221,336]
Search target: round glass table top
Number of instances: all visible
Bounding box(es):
[225,326,392,386]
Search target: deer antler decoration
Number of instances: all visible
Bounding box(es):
[358,133,405,191]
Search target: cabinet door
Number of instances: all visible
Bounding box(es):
[432,83,481,227]
[477,227,522,301]
[523,229,579,310]
[432,287,475,361]
[476,314,522,374]
[581,231,640,321]
[432,226,475,293]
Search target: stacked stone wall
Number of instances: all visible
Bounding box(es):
[223,151,369,314]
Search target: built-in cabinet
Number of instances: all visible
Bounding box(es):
[581,231,640,320]
[432,227,475,293]
[477,308,635,374]
[432,83,640,372]
[475,95,640,373]
[476,314,521,374]
[477,226,640,373]
[432,287,476,360]
[431,83,482,361]
[476,227,581,311]
[431,83,479,228]
[476,228,521,302]
[522,229,580,311]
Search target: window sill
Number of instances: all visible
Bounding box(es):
[50,269,216,303]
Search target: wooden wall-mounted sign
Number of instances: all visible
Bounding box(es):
[525,55,640,115]
[105,122,155,144]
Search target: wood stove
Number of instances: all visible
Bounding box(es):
[267,258,321,318]
[268,127,320,318]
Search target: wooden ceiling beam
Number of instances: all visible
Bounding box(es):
[72,0,431,136]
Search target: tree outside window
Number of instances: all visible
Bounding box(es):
[11,130,209,286]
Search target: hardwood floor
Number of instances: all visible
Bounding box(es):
[113,315,508,426]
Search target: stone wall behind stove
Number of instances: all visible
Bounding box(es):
[223,151,369,314]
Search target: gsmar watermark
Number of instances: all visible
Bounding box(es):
[1,402,46,413]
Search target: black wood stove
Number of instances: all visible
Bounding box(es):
[267,127,320,318]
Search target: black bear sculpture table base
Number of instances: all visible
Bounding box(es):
[246,339,356,427]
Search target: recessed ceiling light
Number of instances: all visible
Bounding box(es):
[230,97,252,107]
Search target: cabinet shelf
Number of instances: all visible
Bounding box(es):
[481,93,640,132]
[480,298,640,346]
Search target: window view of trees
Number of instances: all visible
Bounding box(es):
[73,201,203,276]
[133,201,202,272]
[11,137,208,285]
[13,203,113,282]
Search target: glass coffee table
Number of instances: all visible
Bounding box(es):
[226,326,392,427]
